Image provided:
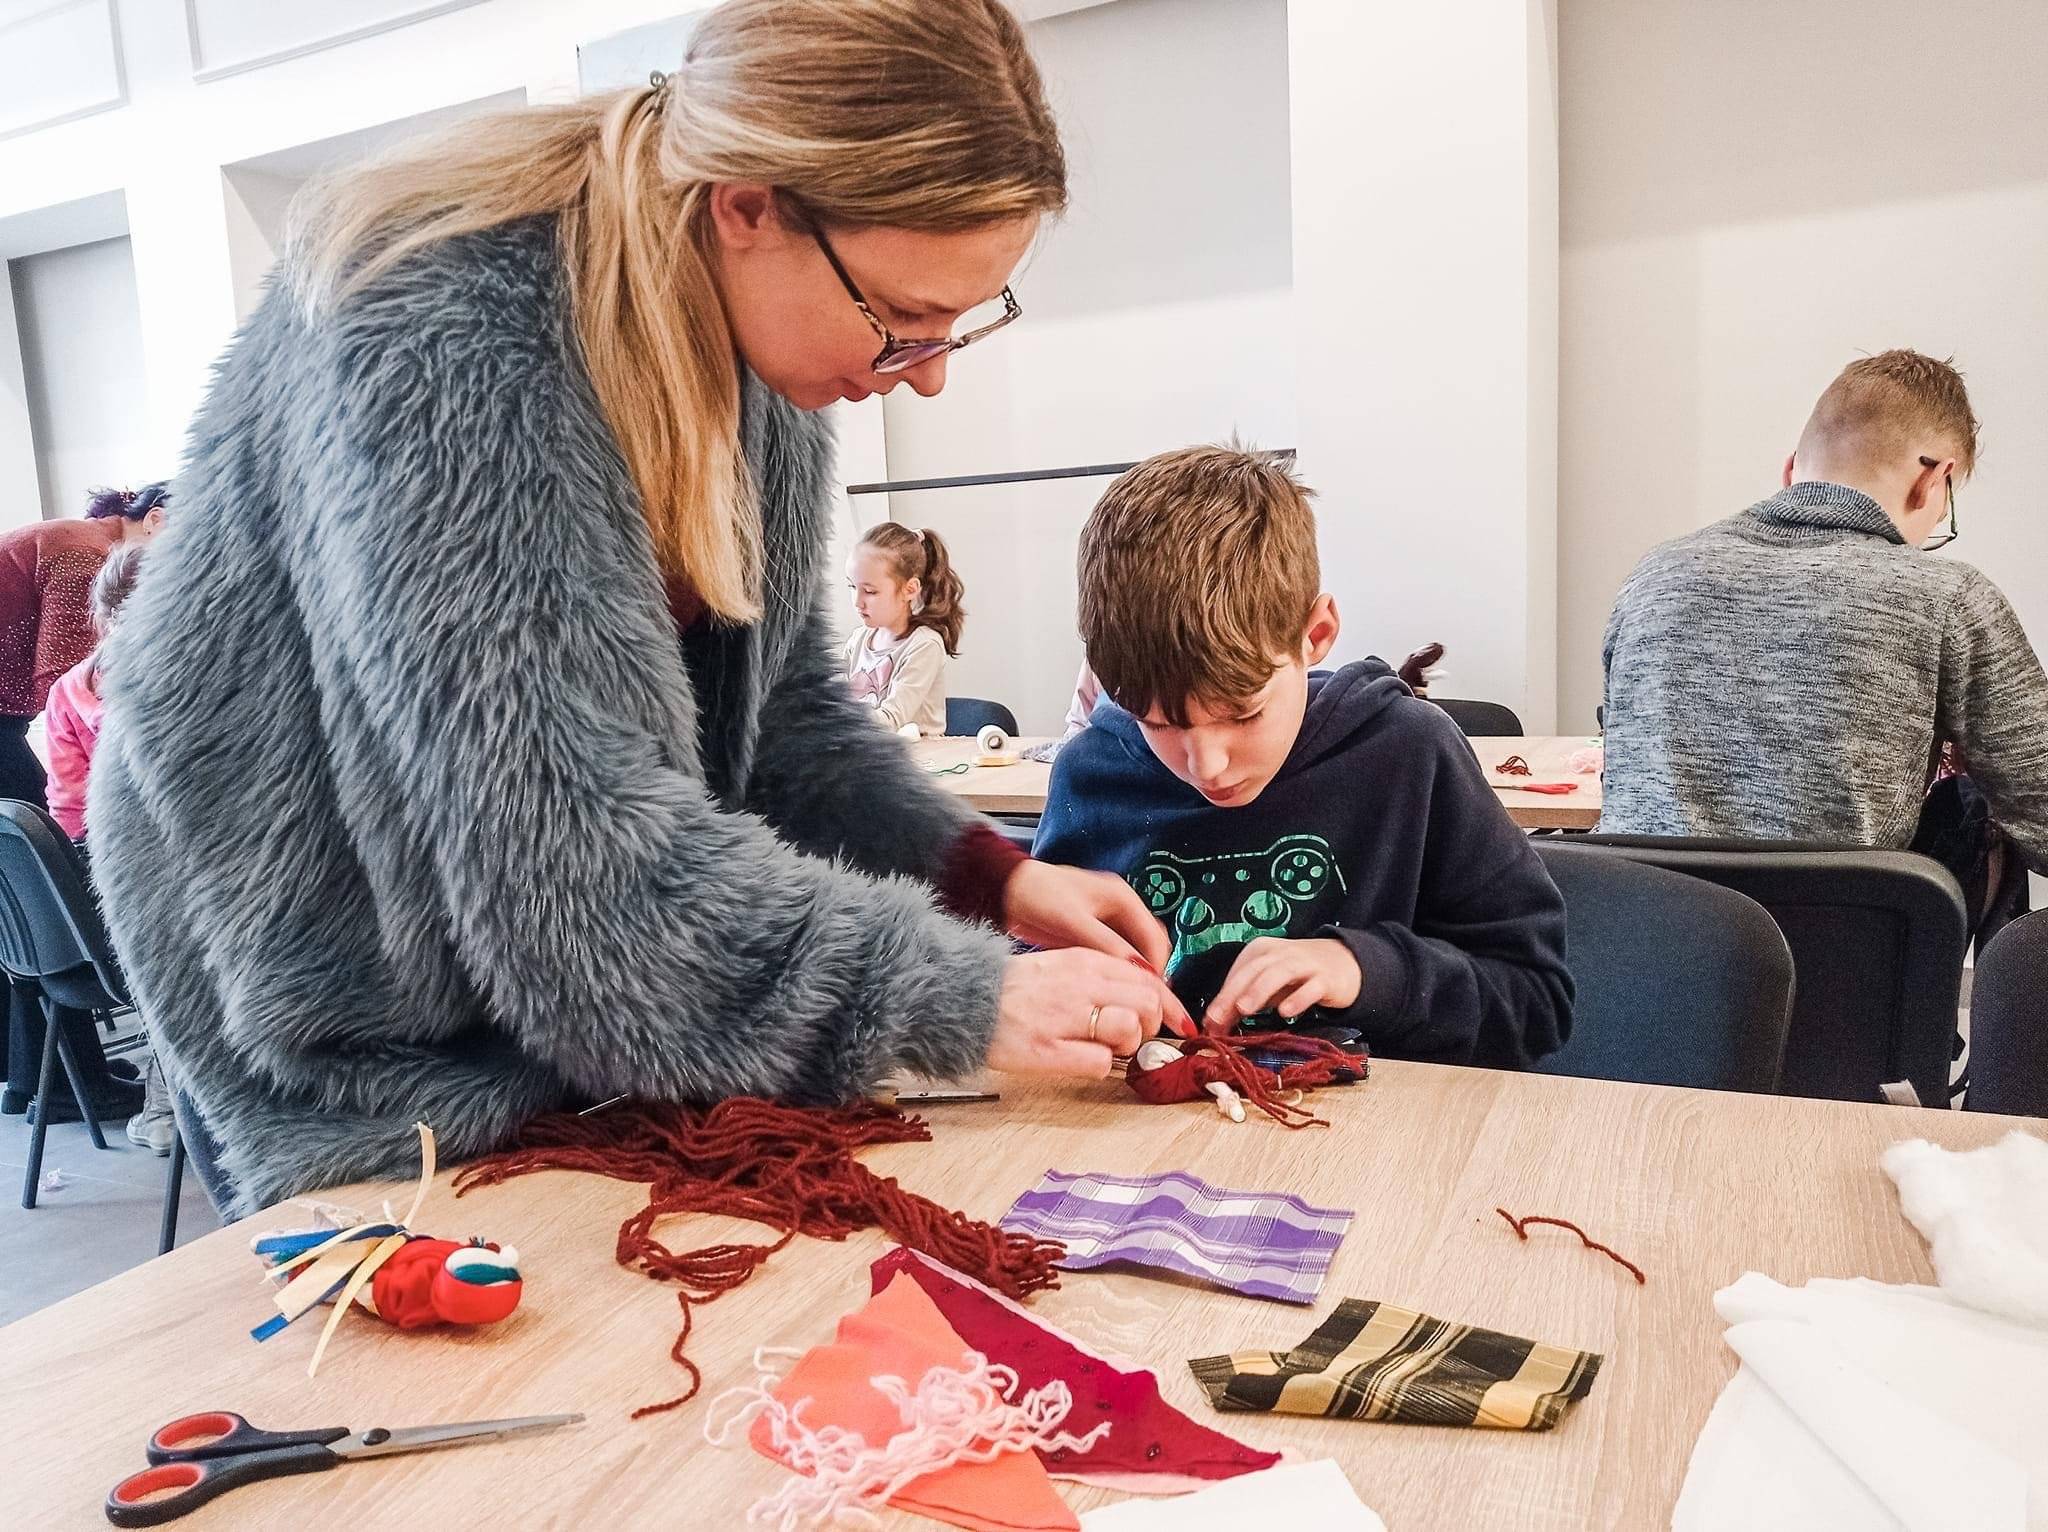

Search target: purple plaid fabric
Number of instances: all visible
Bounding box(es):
[1001,1169,1352,1305]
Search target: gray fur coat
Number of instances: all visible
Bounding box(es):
[89,218,1010,1216]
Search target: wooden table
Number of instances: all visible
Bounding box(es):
[7,1065,2033,1529]
[914,733,1604,831]
[1472,735,1603,832]
[912,733,1058,815]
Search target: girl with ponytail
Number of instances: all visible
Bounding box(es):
[93,0,1187,1215]
[844,521,966,736]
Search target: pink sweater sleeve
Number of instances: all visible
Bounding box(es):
[42,660,101,840]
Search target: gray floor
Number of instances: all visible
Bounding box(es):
[0,1033,223,1328]
[0,1107,223,1327]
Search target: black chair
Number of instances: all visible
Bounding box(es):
[1430,698,1524,737]
[0,802,187,1247]
[1532,843,1793,1092]
[1966,911,2048,1118]
[1572,836,1967,1108]
[945,697,1020,738]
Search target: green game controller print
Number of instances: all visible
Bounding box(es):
[1132,834,1347,976]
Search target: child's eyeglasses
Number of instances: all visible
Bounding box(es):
[1917,456,1959,550]
[803,218,1021,377]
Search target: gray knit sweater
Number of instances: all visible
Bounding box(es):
[1600,481,2048,873]
[88,219,1011,1215]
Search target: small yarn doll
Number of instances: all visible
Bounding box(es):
[1126,1032,1365,1127]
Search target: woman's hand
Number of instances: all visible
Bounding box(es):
[988,949,1185,1077]
[1001,859,1193,1035]
[1002,858,1168,966]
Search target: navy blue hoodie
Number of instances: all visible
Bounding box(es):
[1033,659,1573,1069]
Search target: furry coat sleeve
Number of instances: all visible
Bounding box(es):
[87,219,1010,1214]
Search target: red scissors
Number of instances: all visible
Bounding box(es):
[106,1409,582,1525]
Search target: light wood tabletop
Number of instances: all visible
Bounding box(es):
[7,1063,2032,1530]
[912,733,1604,831]
[912,733,1059,815]
[1470,735,1604,832]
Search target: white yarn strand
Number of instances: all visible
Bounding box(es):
[705,1347,1111,1530]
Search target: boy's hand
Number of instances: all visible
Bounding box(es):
[1203,937,1361,1034]
[1002,861,1195,1037]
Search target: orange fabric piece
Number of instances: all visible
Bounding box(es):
[751,1273,1079,1532]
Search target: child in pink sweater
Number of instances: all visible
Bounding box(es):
[44,542,145,841]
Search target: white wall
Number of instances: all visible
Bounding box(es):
[879,0,1296,733]
[0,0,125,139]
[1558,0,2048,732]
[1291,0,1560,727]
[0,0,740,478]
[7,236,151,520]
[0,271,39,523]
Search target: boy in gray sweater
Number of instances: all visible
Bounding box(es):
[1599,350,2048,909]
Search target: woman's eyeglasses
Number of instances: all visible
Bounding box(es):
[807,224,1021,377]
[1917,456,1959,550]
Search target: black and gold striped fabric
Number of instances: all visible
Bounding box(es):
[1188,1298,1601,1431]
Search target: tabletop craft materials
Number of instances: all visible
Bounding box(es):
[1495,754,1533,776]
[1672,1273,2047,1531]
[104,1409,581,1527]
[248,1124,522,1376]
[1000,1169,1351,1305]
[705,1273,1098,1532]
[1076,1459,1387,1531]
[1189,1298,1603,1430]
[1495,1207,1647,1284]
[1881,1130,2048,1327]
[872,1247,1281,1490]
[1491,780,1580,795]
[452,1098,1064,1415]
[1125,1033,1365,1128]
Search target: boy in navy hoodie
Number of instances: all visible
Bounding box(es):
[1034,445,1572,1069]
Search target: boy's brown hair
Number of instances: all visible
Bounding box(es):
[1798,349,1980,478]
[1077,443,1319,727]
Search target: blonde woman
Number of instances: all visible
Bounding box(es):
[90,0,1184,1215]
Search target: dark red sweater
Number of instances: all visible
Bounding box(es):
[0,517,119,718]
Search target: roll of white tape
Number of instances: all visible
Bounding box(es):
[976,724,1010,755]
[896,723,923,740]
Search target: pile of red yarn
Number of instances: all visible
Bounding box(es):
[452,1097,1064,1417]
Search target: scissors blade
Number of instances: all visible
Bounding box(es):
[332,1413,584,1460]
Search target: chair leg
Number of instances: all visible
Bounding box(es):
[21,1002,63,1209]
[159,1126,185,1256]
[50,1012,109,1151]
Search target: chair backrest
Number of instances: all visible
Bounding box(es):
[945,697,1021,738]
[1964,910,2048,1118]
[1430,697,1524,737]
[0,801,128,1011]
[1572,836,1966,1107]
[1532,843,1793,1092]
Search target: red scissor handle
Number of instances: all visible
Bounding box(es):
[146,1412,350,1464]
[107,1443,342,1527]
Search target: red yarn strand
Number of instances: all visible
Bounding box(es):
[453,1098,1065,1416]
[1494,1207,1646,1285]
